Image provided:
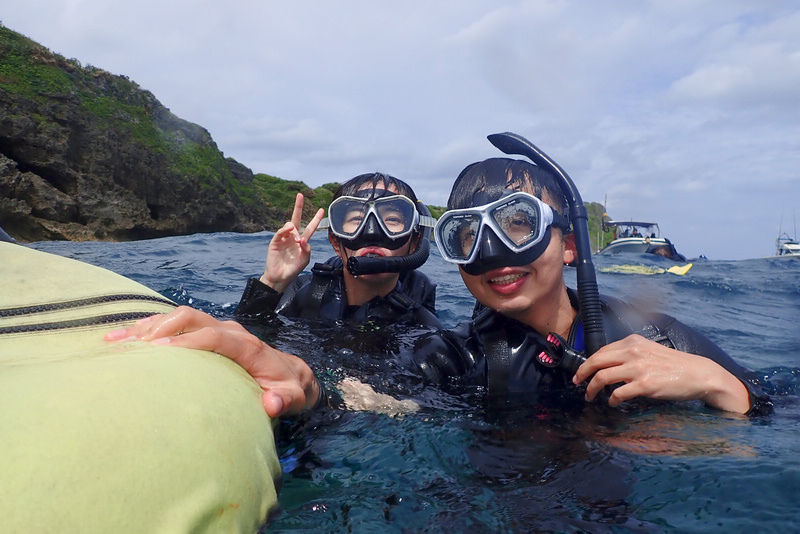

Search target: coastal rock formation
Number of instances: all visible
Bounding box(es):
[0,25,282,242]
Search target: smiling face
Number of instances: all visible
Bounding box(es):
[444,157,578,333]
[456,187,577,335]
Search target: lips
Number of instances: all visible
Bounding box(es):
[359,248,385,258]
[483,268,529,294]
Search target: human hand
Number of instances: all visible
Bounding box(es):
[573,334,750,414]
[261,193,325,293]
[104,306,321,418]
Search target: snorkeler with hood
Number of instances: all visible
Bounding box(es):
[234,172,440,328]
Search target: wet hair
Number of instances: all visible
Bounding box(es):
[447,158,567,217]
[333,172,419,205]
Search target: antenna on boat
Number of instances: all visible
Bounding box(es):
[777,209,796,237]
[487,132,607,357]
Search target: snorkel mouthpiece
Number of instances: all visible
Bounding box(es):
[343,200,435,276]
[347,238,430,275]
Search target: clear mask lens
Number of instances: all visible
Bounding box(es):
[328,195,418,240]
[434,192,554,264]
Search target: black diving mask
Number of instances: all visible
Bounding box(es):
[319,190,435,251]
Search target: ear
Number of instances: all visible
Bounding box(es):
[563,233,577,265]
[329,234,343,258]
[409,233,421,253]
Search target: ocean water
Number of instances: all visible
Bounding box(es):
[31,232,800,533]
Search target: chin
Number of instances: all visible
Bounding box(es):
[489,296,533,318]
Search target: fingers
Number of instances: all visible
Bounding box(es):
[605,382,648,407]
[262,392,286,419]
[288,193,324,242]
[290,193,305,229]
[162,326,318,417]
[572,335,645,384]
[270,221,301,245]
[574,334,748,411]
[583,365,635,403]
[573,335,657,402]
[106,307,317,418]
[301,208,325,241]
[104,306,221,343]
[262,388,306,418]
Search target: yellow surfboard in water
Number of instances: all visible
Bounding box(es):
[0,242,281,533]
[599,263,693,276]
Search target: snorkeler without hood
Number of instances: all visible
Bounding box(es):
[412,132,771,415]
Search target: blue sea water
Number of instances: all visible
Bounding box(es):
[31,232,800,533]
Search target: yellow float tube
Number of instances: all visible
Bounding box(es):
[0,242,281,533]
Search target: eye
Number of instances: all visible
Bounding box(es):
[382,213,405,228]
[342,214,364,232]
[459,226,477,254]
[509,215,529,227]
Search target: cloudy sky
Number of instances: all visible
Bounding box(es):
[5,1,800,259]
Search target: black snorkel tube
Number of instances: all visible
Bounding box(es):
[487,132,606,356]
[346,201,433,276]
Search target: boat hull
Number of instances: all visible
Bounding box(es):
[598,238,686,261]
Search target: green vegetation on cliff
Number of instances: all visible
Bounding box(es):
[252,174,339,218]
[0,25,249,204]
[587,201,614,252]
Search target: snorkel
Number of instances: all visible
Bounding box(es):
[487,132,607,356]
[345,201,434,276]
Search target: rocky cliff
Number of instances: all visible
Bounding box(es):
[0,25,285,243]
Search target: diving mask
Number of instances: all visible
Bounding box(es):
[319,191,435,251]
[434,191,566,272]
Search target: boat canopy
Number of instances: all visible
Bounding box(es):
[603,220,658,228]
[603,220,661,238]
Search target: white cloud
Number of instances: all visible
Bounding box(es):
[3,0,800,259]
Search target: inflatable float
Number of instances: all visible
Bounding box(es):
[0,242,281,533]
[598,263,693,276]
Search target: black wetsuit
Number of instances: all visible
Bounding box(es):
[411,288,772,415]
[234,256,441,328]
[0,226,16,244]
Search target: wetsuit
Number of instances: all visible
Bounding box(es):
[411,288,772,415]
[0,226,15,244]
[234,256,441,328]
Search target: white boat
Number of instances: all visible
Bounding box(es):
[774,232,800,257]
[598,220,686,261]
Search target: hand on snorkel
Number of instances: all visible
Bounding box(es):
[261,193,325,293]
[572,334,751,414]
[104,306,321,418]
